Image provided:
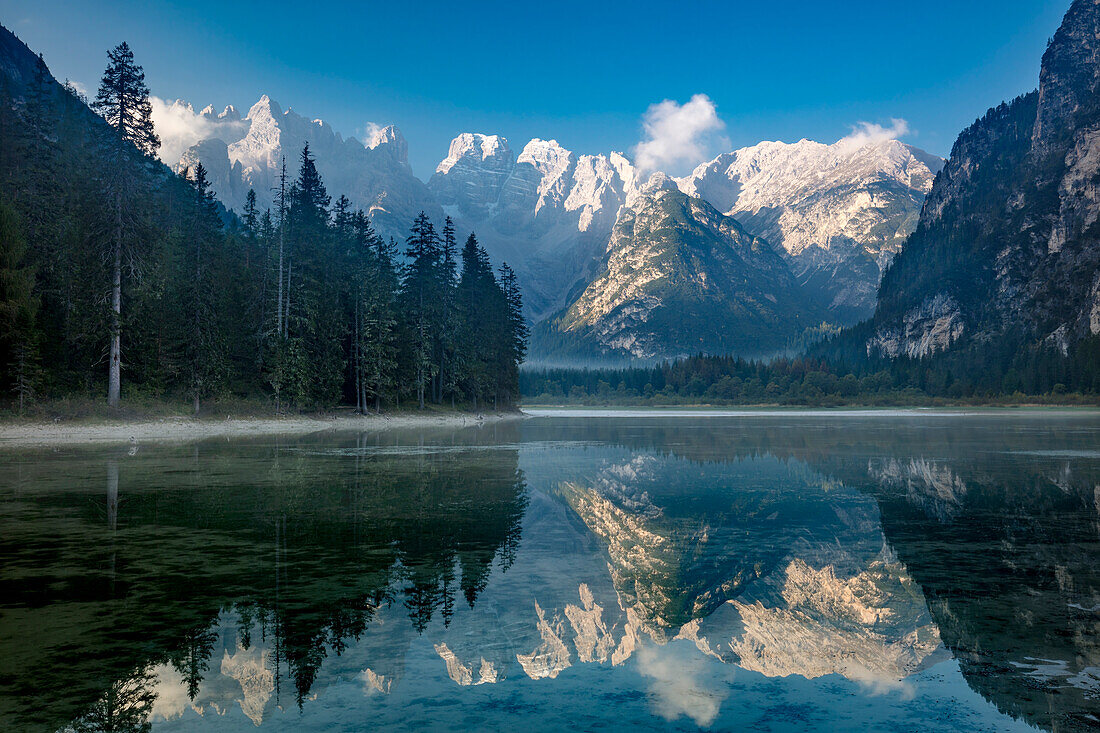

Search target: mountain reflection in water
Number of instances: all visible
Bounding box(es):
[0,413,1097,731]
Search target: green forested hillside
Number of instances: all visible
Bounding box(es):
[0,26,526,414]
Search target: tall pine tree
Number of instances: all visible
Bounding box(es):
[92,42,159,408]
[399,213,441,409]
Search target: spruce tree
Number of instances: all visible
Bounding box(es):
[456,233,495,409]
[496,262,527,407]
[399,213,441,409]
[92,42,159,408]
[436,217,459,405]
[274,156,289,339]
[285,143,339,406]
[242,188,259,236]
[92,43,159,157]
[180,163,225,414]
[362,235,399,411]
[0,203,38,411]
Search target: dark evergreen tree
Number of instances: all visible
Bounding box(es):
[398,213,441,409]
[495,262,527,407]
[361,233,399,411]
[175,163,227,414]
[286,143,341,407]
[435,216,459,405]
[456,233,497,409]
[92,41,159,408]
[242,188,259,236]
[0,202,38,411]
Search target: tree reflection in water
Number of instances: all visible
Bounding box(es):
[0,425,527,731]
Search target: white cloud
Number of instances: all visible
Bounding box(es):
[65,79,88,97]
[836,118,911,150]
[149,96,248,166]
[634,93,729,177]
[362,121,384,147]
[636,641,728,727]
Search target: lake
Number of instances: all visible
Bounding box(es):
[1,410,1098,731]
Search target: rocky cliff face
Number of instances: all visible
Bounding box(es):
[535,176,820,361]
[869,0,1100,359]
[679,139,942,321]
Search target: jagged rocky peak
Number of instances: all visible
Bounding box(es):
[246,94,282,123]
[564,151,635,232]
[516,139,575,212]
[436,132,514,173]
[429,133,516,216]
[232,95,284,167]
[1033,0,1100,153]
[368,124,409,165]
[676,135,942,321]
[518,138,571,168]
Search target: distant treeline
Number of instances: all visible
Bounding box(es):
[523,333,1100,406]
[0,42,526,413]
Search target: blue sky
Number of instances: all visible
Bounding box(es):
[0,0,1072,178]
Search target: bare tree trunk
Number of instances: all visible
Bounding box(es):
[284,261,292,338]
[418,366,425,410]
[193,233,201,416]
[355,303,365,414]
[277,228,284,337]
[108,190,122,408]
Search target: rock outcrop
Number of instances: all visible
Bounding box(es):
[868,0,1100,359]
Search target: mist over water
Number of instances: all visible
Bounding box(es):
[2,412,1098,731]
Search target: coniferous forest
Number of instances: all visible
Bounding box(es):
[0,42,527,414]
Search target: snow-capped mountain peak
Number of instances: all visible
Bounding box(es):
[166,94,437,244]
[436,132,513,175]
[675,136,944,318]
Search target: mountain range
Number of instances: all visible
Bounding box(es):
[166,97,942,361]
[71,0,1100,370]
[8,0,1100,378]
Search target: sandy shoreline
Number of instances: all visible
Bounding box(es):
[3,404,1097,448]
[0,411,525,448]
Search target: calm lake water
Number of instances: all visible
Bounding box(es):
[2,410,1099,731]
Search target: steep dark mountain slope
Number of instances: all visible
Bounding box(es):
[0,23,245,396]
[862,0,1100,361]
